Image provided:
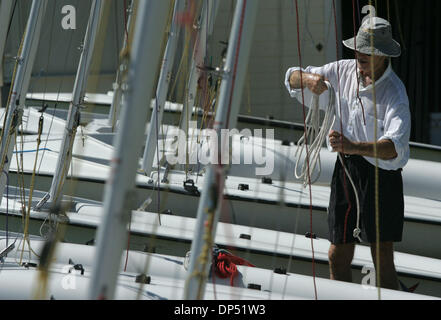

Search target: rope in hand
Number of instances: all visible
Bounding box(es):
[294,82,335,186]
[294,81,363,243]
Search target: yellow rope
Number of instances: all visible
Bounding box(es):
[33,220,67,300]
[19,117,45,264]
[186,206,216,299]
[14,132,27,224]
[367,0,381,299]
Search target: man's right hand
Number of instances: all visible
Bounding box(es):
[289,71,328,95]
[305,73,328,95]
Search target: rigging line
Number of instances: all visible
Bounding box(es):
[3,170,9,247]
[14,132,26,226]
[31,0,58,164]
[334,0,354,245]
[128,0,172,276]
[53,1,112,217]
[36,0,57,109]
[37,1,77,174]
[280,108,307,299]
[294,0,318,300]
[114,0,121,77]
[123,0,130,44]
[155,101,161,221]
[5,0,18,44]
[20,116,44,265]
[172,0,198,178]
[302,0,317,49]
[121,0,137,274]
[24,2,56,124]
[169,5,196,133]
[0,0,18,110]
[33,214,68,299]
[14,139,39,264]
[136,0,181,294]
[210,0,250,240]
[137,25,191,261]
[356,0,361,25]
[190,0,249,300]
[368,0,381,300]
[185,1,205,180]
[352,0,366,126]
[177,5,195,179]
[0,20,26,145]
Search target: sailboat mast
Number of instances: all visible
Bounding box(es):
[178,0,220,150]
[107,0,134,131]
[183,0,259,300]
[0,0,48,206]
[88,0,172,300]
[35,0,105,211]
[140,0,186,176]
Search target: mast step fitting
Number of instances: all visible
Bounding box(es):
[183,179,200,196]
[238,184,249,191]
[135,274,151,284]
[305,232,317,239]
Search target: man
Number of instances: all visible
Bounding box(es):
[284,17,411,290]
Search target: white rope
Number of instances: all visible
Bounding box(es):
[294,81,335,186]
[337,152,362,242]
[294,81,362,242]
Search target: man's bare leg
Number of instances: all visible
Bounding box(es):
[370,242,399,290]
[328,243,356,282]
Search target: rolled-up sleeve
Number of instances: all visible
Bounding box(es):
[284,63,337,111]
[376,103,411,169]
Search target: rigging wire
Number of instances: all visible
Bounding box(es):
[121,0,135,273]
[186,0,249,300]
[367,0,381,300]
[334,0,355,245]
[293,0,318,300]
[36,2,78,175]
[20,115,44,265]
[31,0,113,299]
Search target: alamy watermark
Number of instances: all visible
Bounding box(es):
[163,121,275,176]
[61,264,82,290]
[361,265,376,290]
[61,5,76,30]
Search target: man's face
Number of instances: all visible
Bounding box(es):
[356,52,387,79]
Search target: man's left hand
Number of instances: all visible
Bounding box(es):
[329,130,355,154]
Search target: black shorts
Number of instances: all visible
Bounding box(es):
[327,154,404,244]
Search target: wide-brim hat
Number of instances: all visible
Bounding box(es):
[342,17,401,57]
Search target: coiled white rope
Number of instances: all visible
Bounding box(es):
[294,81,362,242]
[294,81,335,185]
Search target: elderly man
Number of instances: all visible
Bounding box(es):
[284,17,411,290]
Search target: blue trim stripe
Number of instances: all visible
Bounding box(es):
[13,148,52,154]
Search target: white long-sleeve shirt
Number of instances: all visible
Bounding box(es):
[284,59,411,171]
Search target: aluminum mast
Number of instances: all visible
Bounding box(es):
[89,0,172,300]
[183,0,259,300]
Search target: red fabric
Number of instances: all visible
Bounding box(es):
[214,252,255,286]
